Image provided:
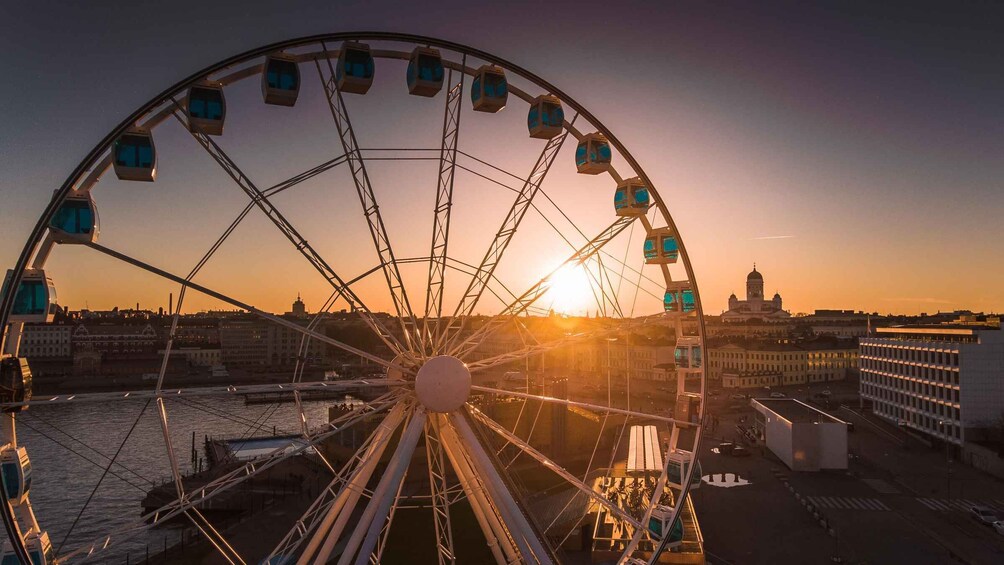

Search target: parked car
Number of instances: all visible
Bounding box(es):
[769,392,786,398]
[970,505,999,526]
[731,445,751,457]
[717,442,752,457]
[993,520,1004,536]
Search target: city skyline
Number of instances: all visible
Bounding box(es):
[2,2,1002,317]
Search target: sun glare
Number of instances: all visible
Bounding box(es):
[545,264,594,315]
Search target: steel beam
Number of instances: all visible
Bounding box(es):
[300,403,409,564]
[449,214,638,359]
[336,407,427,565]
[173,107,413,362]
[438,413,517,565]
[316,46,421,355]
[440,123,573,352]
[423,63,465,355]
[448,412,554,564]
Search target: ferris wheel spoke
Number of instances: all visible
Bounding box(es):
[466,313,665,373]
[466,404,647,534]
[448,214,638,359]
[471,385,696,429]
[184,507,247,565]
[81,240,411,375]
[315,45,422,357]
[0,379,400,411]
[313,407,427,565]
[170,105,414,363]
[263,152,350,198]
[446,412,555,564]
[425,415,457,564]
[331,406,426,565]
[58,393,401,563]
[301,402,410,564]
[266,409,397,563]
[423,62,465,356]
[440,120,575,352]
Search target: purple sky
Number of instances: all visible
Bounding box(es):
[1,1,1002,316]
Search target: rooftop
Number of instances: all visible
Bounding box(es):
[752,398,846,425]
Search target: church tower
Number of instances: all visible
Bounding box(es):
[746,264,764,300]
[291,293,307,317]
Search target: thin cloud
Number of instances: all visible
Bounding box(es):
[884,297,954,304]
[751,235,795,240]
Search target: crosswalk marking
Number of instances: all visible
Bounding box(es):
[917,498,1004,512]
[807,496,889,511]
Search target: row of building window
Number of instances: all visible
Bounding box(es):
[871,399,961,441]
[860,344,959,366]
[860,357,960,385]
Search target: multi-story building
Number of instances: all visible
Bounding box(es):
[219,317,331,367]
[708,337,858,388]
[19,324,73,358]
[859,326,1004,448]
[219,319,270,366]
[71,323,160,354]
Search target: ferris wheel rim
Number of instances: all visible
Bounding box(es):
[1,31,709,565]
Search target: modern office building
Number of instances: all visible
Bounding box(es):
[859,326,1004,448]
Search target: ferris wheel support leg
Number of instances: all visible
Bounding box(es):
[300,402,409,565]
[425,415,458,564]
[438,415,514,565]
[336,407,427,565]
[448,411,554,565]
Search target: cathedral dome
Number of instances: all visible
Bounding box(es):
[747,266,763,282]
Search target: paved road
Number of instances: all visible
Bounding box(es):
[695,382,1004,564]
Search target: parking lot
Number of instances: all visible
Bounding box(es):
[694,380,1004,564]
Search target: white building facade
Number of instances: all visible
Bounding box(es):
[859,326,1004,446]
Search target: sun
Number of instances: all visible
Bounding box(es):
[545,264,594,315]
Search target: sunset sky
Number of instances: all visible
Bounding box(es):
[1,1,1002,317]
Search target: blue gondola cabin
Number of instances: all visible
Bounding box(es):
[666,449,702,491]
[614,177,649,216]
[575,132,611,174]
[112,129,156,182]
[407,46,444,97]
[1,270,56,324]
[664,282,696,314]
[337,41,375,95]
[0,357,32,413]
[527,95,564,139]
[644,227,678,264]
[648,505,685,547]
[49,193,98,244]
[674,336,702,370]
[262,53,300,106]
[471,65,507,113]
[187,82,226,135]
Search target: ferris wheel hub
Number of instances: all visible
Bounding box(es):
[415,355,471,413]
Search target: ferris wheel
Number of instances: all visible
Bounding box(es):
[0,32,707,564]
